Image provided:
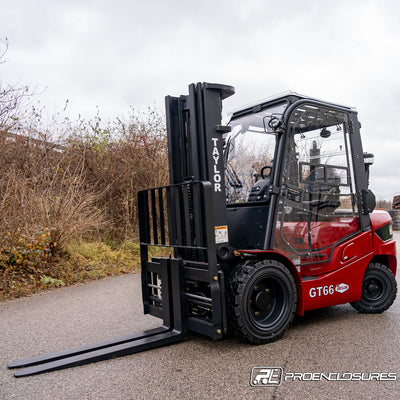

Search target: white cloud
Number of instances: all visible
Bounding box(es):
[1,0,400,199]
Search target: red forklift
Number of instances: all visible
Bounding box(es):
[9,83,397,376]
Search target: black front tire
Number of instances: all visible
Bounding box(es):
[228,259,297,344]
[350,263,397,313]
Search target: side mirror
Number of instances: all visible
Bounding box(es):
[361,189,376,214]
[269,116,282,131]
[363,152,374,186]
[264,115,282,134]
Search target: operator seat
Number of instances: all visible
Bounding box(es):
[248,177,271,202]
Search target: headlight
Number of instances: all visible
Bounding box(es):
[375,222,393,242]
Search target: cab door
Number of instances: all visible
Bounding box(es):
[273,102,372,275]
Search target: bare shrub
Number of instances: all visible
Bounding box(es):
[0,104,168,250]
[0,39,170,297]
[65,108,169,238]
[30,160,108,251]
[0,134,108,252]
[1,41,168,247]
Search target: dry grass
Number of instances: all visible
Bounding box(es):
[0,239,141,300]
[0,237,174,301]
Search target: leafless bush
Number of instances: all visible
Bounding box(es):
[1,38,168,247]
[0,133,108,252]
[65,108,169,238]
[1,38,37,134]
[0,103,169,250]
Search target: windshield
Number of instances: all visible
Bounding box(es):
[225,103,287,204]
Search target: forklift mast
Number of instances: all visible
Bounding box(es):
[138,83,235,340]
[165,82,234,245]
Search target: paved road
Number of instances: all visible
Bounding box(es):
[1,233,400,400]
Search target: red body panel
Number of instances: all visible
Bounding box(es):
[301,251,371,312]
[275,217,360,253]
[237,210,397,316]
[300,210,396,314]
[301,229,373,276]
[274,216,362,275]
[370,210,397,275]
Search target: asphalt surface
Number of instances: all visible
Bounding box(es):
[1,233,400,400]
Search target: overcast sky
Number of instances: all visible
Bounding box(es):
[1,0,400,200]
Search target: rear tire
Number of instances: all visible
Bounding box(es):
[228,259,297,344]
[350,263,397,313]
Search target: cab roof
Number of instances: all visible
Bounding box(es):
[230,91,356,119]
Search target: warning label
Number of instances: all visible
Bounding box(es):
[215,225,229,244]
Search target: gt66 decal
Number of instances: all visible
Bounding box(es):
[309,283,349,298]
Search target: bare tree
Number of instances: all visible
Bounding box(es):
[0,37,32,133]
[0,37,8,63]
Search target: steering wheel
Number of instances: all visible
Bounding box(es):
[303,187,341,210]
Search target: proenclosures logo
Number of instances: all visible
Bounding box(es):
[250,367,397,387]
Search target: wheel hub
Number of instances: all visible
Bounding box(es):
[366,280,381,297]
[254,291,270,310]
[368,283,378,294]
